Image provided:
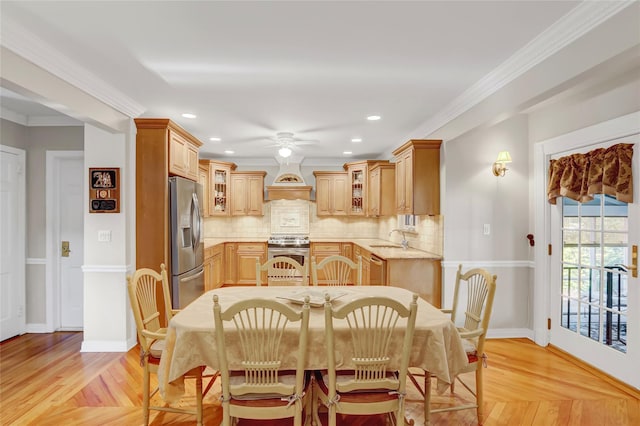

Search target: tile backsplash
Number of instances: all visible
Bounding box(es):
[204,201,443,256]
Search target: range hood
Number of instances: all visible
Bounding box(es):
[267,155,312,201]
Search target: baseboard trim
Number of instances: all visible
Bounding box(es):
[80,339,130,353]
[487,328,534,340]
[442,260,534,268]
[547,344,640,399]
[25,323,51,333]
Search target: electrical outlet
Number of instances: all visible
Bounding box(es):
[98,230,112,242]
[483,224,491,235]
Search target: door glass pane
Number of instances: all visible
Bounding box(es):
[561,195,628,353]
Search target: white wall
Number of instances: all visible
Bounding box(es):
[81,123,133,352]
[442,114,533,336]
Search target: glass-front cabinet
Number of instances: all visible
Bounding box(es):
[349,167,365,215]
[207,160,237,216]
[344,160,391,216]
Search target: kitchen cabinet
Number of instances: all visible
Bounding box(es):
[169,130,200,181]
[313,171,348,216]
[343,160,391,217]
[392,140,441,215]
[211,244,224,289]
[353,245,371,285]
[230,171,266,216]
[368,163,395,217]
[311,242,342,284]
[134,118,203,277]
[198,162,210,217]
[203,246,215,292]
[224,243,236,285]
[135,118,203,322]
[222,242,266,285]
[386,258,441,307]
[206,160,237,216]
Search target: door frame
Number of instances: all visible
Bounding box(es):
[45,150,84,332]
[0,144,26,339]
[533,111,640,347]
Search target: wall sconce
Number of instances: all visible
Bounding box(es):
[492,151,512,177]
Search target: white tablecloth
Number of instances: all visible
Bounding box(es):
[158,286,468,401]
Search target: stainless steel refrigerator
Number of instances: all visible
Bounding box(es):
[169,176,204,308]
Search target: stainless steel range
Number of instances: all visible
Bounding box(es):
[267,235,310,269]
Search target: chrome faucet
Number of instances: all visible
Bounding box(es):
[389,229,409,250]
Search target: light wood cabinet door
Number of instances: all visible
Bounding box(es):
[224,243,236,285]
[311,242,342,285]
[313,172,348,216]
[203,247,215,292]
[208,160,236,216]
[169,131,199,181]
[235,243,266,285]
[212,245,224,289]
[230,172,265,216]
[346,163,366,216]
[198,163,210,217]
[393,140,441,215]
[368,163,395,217]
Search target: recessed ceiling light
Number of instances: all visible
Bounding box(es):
[366,115,381,121]
[343,151,353,155]
[181,113,197,119]
[209,137,221,142]
[351,138,362,143]
[224,150,234,154]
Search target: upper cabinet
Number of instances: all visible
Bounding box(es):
[313,171,348,216]
[368,162,395,217]
[198,161,210,217]
[392,139,441,215]
[168,130,201,181]
[202,160,237,216]
[343,160,392,217]
[344,162,367,216]
[230,171,266,216]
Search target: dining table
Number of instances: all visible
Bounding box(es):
[158,285,469,403]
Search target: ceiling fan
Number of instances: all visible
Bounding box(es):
[266,132,316,158]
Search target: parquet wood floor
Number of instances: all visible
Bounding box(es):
[1,333,638,425]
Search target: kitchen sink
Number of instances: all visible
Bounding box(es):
[369,244,403,248]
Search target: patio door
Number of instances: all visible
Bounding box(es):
[549,137,639,389]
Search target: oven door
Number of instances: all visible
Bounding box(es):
[268,247,309,267]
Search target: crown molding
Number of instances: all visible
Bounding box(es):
[409,0,635,140]
[1,19,146,118]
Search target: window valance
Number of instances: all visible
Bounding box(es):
[547,143,633,204]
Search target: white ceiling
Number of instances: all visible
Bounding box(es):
[0,1,618,160]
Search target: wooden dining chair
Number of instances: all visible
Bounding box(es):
[256,256,308,286]
[213,295,312,426]
[126,264,217,426]
[313,293,418,426]
[409,264,497,425]
[311,255,362,286]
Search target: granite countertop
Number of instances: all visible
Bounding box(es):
[205,237,441,260]
[314,238,441,260]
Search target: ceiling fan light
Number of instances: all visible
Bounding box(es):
[278,147,292,158]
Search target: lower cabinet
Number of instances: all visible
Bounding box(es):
[386,259,441,307]
[204,244,225,291]
[222,242,266,285]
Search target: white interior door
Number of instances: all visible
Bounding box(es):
[549,136,639,389]
[0,146,26,341]
[58,157,84,330]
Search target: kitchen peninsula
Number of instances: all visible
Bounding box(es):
[204,237,442,307]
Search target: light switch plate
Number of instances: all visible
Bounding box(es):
[98,230,112,242]
[483,224,491,235]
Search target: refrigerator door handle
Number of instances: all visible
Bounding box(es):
[180,267,204,283]
[191,193,201,252]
